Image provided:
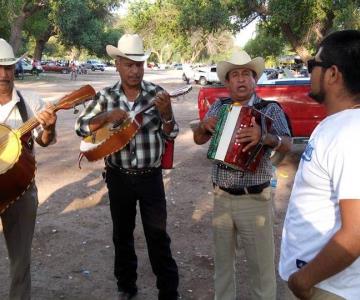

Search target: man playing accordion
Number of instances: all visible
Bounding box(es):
[193,50,291,300]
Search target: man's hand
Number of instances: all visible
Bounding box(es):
[288,271,314,300]
[36,103,57,132]
[154,91,173,122]
[200,116,218,134]
[235,117,261,152]
[108,108,128,124]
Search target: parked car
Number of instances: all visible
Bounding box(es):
[196,74,326,143]
[84,60,105,71]
[172,63,183,70]
[193,65,220,86]
[42,62,70,74]
[15,60,43,77]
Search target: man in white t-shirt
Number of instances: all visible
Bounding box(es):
[0,38,57,300]
[279,30,360,300]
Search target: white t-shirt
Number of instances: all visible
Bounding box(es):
[279,108,360,299]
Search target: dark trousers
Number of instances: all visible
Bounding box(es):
[106,167,179,300]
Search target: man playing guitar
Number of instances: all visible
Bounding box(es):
[0,38,57,300]
[75,34,179,300]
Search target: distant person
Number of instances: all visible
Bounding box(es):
[70,61,77,80]
[0,38,57,300]
[193,50,291,300]
[75,34,179,300]
[15,58,24,79]
[279,29,360,300]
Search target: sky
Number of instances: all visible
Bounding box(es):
[234,19,257,48]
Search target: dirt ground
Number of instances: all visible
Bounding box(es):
[0,69,303,300]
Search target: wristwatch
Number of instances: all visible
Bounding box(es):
[273,135,282,151]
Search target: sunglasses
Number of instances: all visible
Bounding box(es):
[307,58,332,73]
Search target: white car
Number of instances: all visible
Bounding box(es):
[193,65,220,85]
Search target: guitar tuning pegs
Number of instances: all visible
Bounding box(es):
[73,106,79,114]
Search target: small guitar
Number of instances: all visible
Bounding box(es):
[0,85,96,214]
[79,85,192,163]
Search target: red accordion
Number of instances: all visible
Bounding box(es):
[207,104,272,172]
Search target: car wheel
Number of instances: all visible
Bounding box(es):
[101,68,104,72]
[182,73,187,82]
[199,77,207,86]
[61,69,67,74]
[91,67,95,71]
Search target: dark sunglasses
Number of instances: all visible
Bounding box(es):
[307,58,332,73]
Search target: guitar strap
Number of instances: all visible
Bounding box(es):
[16,90,34,150]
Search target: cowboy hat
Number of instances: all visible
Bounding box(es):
[217,50,265,84]
[106,34,151,62]
[0,38,25,66]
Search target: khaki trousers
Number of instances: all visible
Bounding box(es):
[1,184,38,300]
[213,186,276,300]
[285,284,345,300]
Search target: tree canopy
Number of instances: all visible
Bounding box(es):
[0,0,359,63]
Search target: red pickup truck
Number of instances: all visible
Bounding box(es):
[197,77,326,142]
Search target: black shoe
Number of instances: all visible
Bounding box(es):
[118,288,137,300]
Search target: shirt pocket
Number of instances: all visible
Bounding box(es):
[142,107,161,132]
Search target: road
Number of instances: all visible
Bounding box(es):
[0,69,302,300]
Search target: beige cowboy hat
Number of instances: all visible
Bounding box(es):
[217,50,265,84]
[106,34,151,62]
[0,38,25,66]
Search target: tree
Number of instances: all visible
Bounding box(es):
[125,0,233,63]
[1,0,123,59]
[176,0,360,62]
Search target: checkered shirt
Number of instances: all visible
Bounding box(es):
[75,80,179,169]
[206,94,291,188]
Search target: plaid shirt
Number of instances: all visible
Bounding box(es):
[206,94,291,188]
[75,80,179,169]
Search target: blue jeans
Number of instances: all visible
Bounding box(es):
[105,167,179,300]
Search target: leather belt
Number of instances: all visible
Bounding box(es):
[107,166,160,176]
[216,181,270,195]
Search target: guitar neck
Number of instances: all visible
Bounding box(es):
[135,90,184,116]
[17,103,61,137]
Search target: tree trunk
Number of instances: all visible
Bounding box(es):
[9,15,27,54]
[33,28,53,60]
[280,23,312,62]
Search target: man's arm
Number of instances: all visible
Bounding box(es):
[288,199,360,299]
[87,109,128,133]
[193,116,218,145]
[236,116,292,153]
[35,105,57,147]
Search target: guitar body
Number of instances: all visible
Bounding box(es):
[80,114,142,162]
[0,124,36,214]
[79,85,192,163]
[0,84,96,214]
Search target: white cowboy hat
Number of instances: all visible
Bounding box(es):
[217,50,265,84]
[0,38,25,66]
[106,34,151,62]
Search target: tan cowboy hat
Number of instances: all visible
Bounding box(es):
[0,38,25,66]
[106,34,151,62]
[217,50,265,84]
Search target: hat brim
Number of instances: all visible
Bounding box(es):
[0,52,27,66]
[106,45,151,62]
[217,57,265,84]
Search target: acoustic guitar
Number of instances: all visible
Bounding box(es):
[0,85,96,214]
[79,85,192,163]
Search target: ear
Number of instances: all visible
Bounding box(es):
[326,65,341,86]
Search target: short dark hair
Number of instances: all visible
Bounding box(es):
[319,30,360,95]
